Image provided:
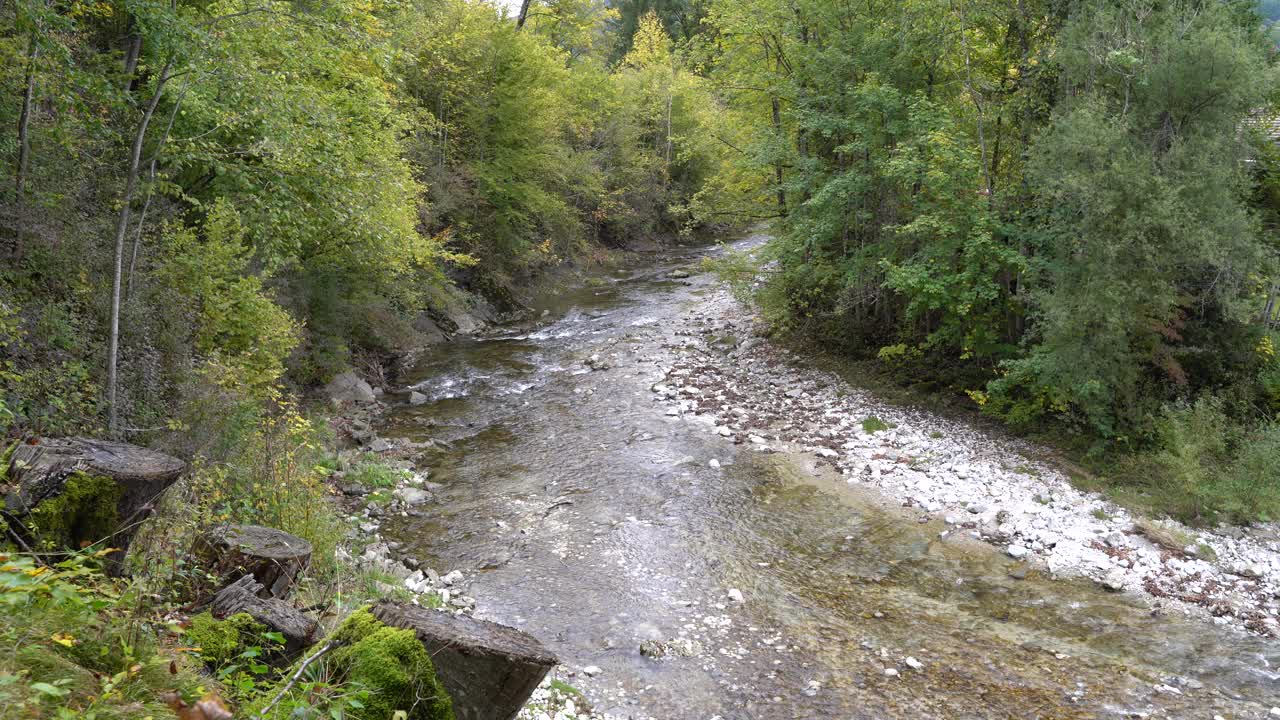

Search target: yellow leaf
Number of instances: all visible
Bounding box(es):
[51,633,76,647]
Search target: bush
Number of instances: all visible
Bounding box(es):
[1124,398,1280,524]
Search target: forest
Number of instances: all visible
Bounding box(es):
[3,0,1280,717]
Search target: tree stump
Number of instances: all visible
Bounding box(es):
[209,575,317,659]
[2,437,184,573]
[371,600,558,720]
[194,524,312,599]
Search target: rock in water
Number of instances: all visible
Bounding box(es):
[371,600,558,720]
[3,437,184,573]
[324,370,376,405]
[194,524,312,599]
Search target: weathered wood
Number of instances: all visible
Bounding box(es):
[210,575,317,659]
[371,600,558,720]
[3,437,184,572]
[194,524,312,599]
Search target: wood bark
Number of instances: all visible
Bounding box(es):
[108,59,172,438]
[515,0,531,29]
[371,600,558,720]
[194,524,312,599]
[3,437,184,572]
[209,574,317,659]
[13,39,38,260]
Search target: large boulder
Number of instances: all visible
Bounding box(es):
[324,371,376,405]
[2,437,184,573]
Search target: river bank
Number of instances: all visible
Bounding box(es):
[653,252,1280,640]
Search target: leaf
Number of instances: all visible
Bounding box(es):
[30,682,70,697]
[50,632,76,647]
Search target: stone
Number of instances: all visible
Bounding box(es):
[667,637,702,657]
[324,370,376,405]
[442,570,464,585]
[1236,563,1265,579]
[582,665,603,677]
[395,487,432,505]
[1100,570,1126,593]
[727,588,745,603]
[639,640,667,658]
[709,459,721,469]
[883,668,899,677]
[367,438,391,453]
[1006,544,1029,560]
[904,657,924,672]
[408,391,428,406]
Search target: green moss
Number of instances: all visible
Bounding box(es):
[327,608,454,720]
[187,611,267,668]
[27,472,122,551]
[0,440,17,483]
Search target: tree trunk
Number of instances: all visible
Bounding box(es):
[209,575,317,660]
[371,600,558,720]
[516,0,531,29]
[108,59,171,438]
[771,95,786,217]
[13,40,38,259]
[122,31,141,89]
[3,437,184,573]
[193,524,312,600]
[664,90,673,190]
[126,85,185,302]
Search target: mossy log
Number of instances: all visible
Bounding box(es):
[371,600,557,720]
[209,575,318,659]
[194,524,312,599]
[2,437,184,573]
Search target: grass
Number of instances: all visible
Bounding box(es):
[862,416,890,434]
[345,454,409,489]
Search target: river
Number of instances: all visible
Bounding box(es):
[376,235,1280,719]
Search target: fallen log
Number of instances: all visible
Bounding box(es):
[2,437,184,573]
[371,600,558,720]
[209,575,317,659]
[194,524,312,599]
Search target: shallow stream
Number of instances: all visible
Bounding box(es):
[378,238,1280,719]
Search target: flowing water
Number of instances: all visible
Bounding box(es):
[378,237,1280,719]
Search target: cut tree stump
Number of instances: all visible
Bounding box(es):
[194,524,312,599]
[371,600,558,720]
[209,575,317,659]
[2,437,184,573]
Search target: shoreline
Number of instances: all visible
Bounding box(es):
[651,275,1280,639]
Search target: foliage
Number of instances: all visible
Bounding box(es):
[1117,399,1280,524]
[0,550,208,719]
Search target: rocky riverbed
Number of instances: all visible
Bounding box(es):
[331,234,1280,718]
[650,282,1280,639]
